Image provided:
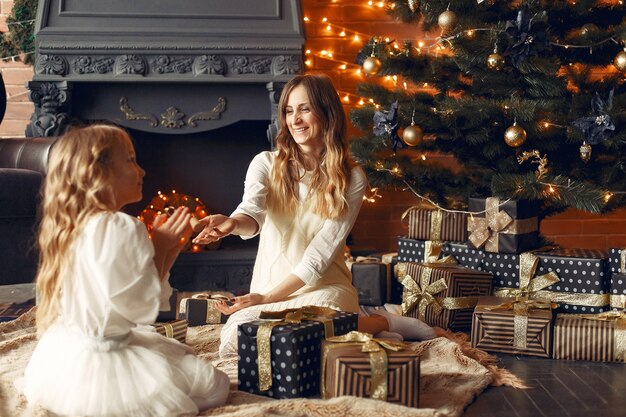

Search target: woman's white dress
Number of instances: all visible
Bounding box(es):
[21,212,229,417]
[219,152,367,357]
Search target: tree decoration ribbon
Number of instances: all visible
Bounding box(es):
[467,198,538,252]
[485,298,556,349]
[504,6,549,67]
[560,311,626,361]
[321,331,409,401]
[373,101,403,152]
[256,306,337,392]
[178,293,230,324]
[571,90,615,145]
[494,253,610,308]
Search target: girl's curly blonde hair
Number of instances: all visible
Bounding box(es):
[35,124,132,333]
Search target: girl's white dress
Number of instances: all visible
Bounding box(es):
[22,212,229,417]
[219,152,367,357]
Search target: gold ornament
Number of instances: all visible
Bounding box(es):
[614,49,626,73]
[408,0,419,13]
[579,142,592,163]
[486,52,505,70]
[362,56,382,76]
[504,122,527,147]
[402,123,424,146]
[437,10,458,33]
[580,24,599,38]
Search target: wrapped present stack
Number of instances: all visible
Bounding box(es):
[237,306,358,398]
[395,197,624,363]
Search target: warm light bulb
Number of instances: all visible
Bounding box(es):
[303,17,310,22]
[340,31,346,37]
[358,99,365,105]
[353,35,360,42]
[377,1,384,7]
[418,41,424,48]
[544,122,550,128]
[548,185,555,193]
[326,25,332,31]
[343,95,350,102]
[305,60,312,66]
[305,49,311,54]
[421,155,426,161]
[368,1,374,6]
[339,64,347,70]
[322,17,328,22]
[604,192,613,202]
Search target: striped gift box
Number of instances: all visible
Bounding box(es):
[471,296,553,358]
[321,342,420,407]
[553,313,625,362]
[398,262,493,332]
[153,319,188,343]
[405,208,468,243]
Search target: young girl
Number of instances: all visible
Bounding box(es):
[193,74,436,358]
[21,124,230,416]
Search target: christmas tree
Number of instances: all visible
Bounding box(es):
[350,0,625,220]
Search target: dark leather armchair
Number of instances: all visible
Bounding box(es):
[0,137,56,284]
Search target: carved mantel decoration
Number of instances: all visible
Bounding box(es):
[26,0,304,138]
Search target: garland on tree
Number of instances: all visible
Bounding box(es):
[0,0,37,64]
[350,0,626,219]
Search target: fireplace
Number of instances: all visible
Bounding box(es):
[27,0,304,292]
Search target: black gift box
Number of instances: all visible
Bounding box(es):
[237,311,358,398]
[351,261,390,306]
[467,197,539,254]
[156,288,178,322]
[610,273,626,310]
[398,237,484,269]
[608,248,625,275]
[178,295,229,326]
[490,248,610,314]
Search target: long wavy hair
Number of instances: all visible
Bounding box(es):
[270,73,355,218]
[35,124,132,333]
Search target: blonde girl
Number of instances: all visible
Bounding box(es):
[22,124,229,417]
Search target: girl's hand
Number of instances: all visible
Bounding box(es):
[152,206,192,252]
[215,293,266,315]
[192,214,238,244]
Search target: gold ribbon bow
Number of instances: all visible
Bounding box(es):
[560,311,626,361]
[467,197,537,252]
[494,253,560,300]
[400,267,449,320]
[321,331,409,401]
[485,298,555,349]
[256,306,337,392]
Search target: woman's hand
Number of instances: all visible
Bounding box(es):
[215,293,267,315]
[152,206,192,252]
[192,214,238,244]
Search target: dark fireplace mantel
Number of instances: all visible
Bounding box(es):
[26,0,305,292]
[27,0,304,140]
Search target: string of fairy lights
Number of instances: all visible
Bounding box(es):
[303,0,626,210]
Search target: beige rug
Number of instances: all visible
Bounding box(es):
[0,309,524,417]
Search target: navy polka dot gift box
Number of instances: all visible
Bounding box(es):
[237,310,358,398]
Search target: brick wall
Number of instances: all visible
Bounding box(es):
[0,0,34,137]
[0,0,623,251]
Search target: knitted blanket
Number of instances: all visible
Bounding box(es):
[0,309,524,417]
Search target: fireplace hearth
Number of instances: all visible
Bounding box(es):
[27,1,304,292]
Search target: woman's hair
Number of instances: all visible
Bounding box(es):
[270,73,354,218]
[35,123,132,333]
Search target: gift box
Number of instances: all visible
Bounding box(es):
[467,197,539,254]
[397,262,493,332]
[610,273,626,310]
[153,319,188,343]
[608,248,625,275]
[350,257,392,306]
[404,207,468,243]
[369,252,403,305]
[237,307,358,398]
[553,312,626,362]
[471,296,554,358]
[398,237,484,270]
[156,288,178,322]
[321,331,420,407]
[491,250,611,314]
[178,292,230,326]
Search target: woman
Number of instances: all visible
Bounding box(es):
[194,74,435,358]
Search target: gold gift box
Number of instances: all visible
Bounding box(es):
[153,319,188,343]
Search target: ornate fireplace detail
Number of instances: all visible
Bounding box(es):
[27,0,304,291]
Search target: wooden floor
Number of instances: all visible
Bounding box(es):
[463,353,626,417]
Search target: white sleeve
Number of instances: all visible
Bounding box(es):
[87,213,163,326]
[292,166,368,285]
[230,152,273,239]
